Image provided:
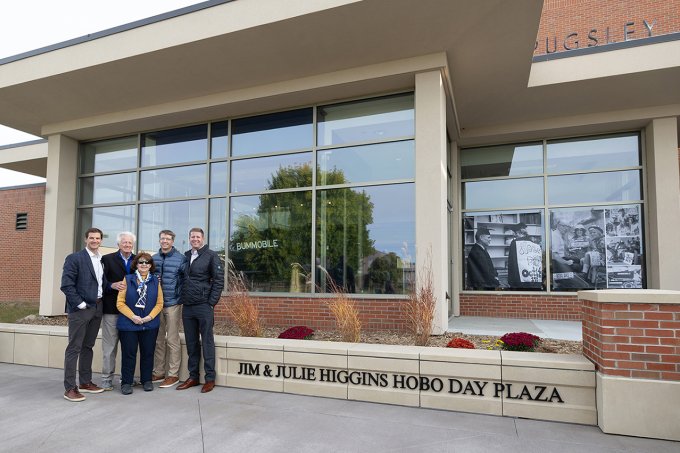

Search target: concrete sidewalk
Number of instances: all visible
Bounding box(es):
[1,363,677,453]
[449,316,582,341]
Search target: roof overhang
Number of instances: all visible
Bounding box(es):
[0,0,677,149]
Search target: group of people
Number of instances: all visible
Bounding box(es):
[61,226,224,402]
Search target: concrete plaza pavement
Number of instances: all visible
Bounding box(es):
[1,363,678,453]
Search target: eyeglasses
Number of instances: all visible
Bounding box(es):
[137,260,151,265]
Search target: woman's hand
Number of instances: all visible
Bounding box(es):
[132,315,143,325]
[142,316,152,323]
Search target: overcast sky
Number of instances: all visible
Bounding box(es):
[0,0,200,186]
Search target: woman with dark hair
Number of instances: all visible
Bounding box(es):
[116,252,163,395]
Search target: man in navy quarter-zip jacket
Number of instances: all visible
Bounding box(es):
[176,227,224,394]
[152,229,187,388]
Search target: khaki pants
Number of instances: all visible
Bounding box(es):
[153,304,182,377]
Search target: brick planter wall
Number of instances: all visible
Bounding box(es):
[213,295,408,332]
[460,293,581,320]
[581,293,680,381]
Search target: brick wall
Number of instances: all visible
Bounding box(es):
[460,293,581,320]
[581,299,680,380]
[0,184,45,303]
[535,0,680,55]
[213,295,409,332]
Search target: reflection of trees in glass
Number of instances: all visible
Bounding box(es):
[229,162,411,295]
[366,252,401,294]
[317,181,376,293]
[229,164,313,291]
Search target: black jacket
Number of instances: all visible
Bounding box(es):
[466,243,498,290]
[102,251,135,314]
[180,246,224,306]
[60,249,109,313]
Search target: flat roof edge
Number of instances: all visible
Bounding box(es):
[0,139,47,150]
[0,0,235,66]
[532,32,680,63]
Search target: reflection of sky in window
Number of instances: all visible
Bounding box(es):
[211,121,228,159]
[142,125,208,167]
[317,94,414,147]
[231,153,312,192]
[81,136,137,173]
[318,141,414,185]
[232,109,313,156]
[140,165,207,200]
[82,173,137,204]
[138,200,205,253]
[84,205,136,250]
[318,112,414,147]
[209,198,227,251]
[353,184,415,257]
[548,171,641,204]
[464,178,544,210]
[547,135,639,173]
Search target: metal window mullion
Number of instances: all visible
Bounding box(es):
[134,134,142,253]
[315,135,416,152]
[543,139,552,292]
[311,105,318,294]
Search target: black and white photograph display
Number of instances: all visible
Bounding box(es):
[549,205,644,290]
[463,211,544,290]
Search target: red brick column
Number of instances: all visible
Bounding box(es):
[580,290,680,381]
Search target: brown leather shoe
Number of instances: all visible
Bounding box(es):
[201,381,215,393]
[176,378,200,390]
[64,388,85,402]
[159,376,180,388]
[152,374,165,383]
[78,382,104,394]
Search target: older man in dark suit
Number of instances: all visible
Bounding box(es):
[99,231,135,391]
[466,227,499,290]
[61,227,108,402]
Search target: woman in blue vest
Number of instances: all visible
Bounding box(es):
[116,252,164,395]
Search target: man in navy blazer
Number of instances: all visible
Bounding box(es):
[61,227,108,402]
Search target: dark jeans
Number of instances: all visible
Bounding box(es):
[64,301,103,391]
[182,304,215,382]
[119,328,159,385]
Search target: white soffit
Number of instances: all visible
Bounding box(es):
[0,0,542,140]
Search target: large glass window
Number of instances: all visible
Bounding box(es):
[78,92,415,295]
[79,173,137,205]
[461,142,543,179]
[78,205,136,254]
[142,124,207,167]
[317,93,414,147]
[81,136,137,174]
[140,165,207,200]
[138,200,206,253]
[547,134,640,173]
[231,153,312,193]
[317,141,414,185]
[461,132,644,292]
[317,184,415,295]
[463,177,544,210]
[232,108,313,157]
[229,192,312,292]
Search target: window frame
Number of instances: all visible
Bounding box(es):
[459,132,646,294]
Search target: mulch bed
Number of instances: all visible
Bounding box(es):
[15,314,582,354]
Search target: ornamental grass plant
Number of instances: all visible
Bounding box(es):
[404,254,436,346]
[225,263,263,337]
[325,281,362,343]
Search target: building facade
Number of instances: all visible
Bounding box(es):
[0,0,679,332]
